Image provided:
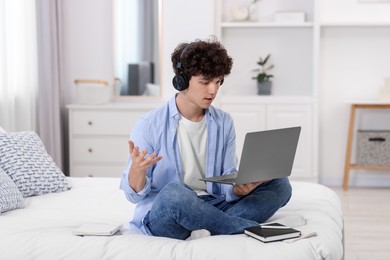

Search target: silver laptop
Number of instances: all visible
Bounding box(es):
[199,126,301,185]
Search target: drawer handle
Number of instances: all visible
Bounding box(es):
[88,121,93,126]
[368,137,386,142]
[88,148,93,153]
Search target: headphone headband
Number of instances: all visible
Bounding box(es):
[176,43,191,71]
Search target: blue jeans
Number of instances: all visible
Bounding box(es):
[143,178,292,240]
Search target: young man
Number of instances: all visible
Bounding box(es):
[120,38,292,240]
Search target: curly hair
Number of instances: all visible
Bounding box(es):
[171,38,233,81]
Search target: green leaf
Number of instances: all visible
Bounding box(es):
[253,54,274,82]
[263,54,271,65]
[257,73,267,82]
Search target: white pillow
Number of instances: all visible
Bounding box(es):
[0,126,6,134]
[0,168,24,214]
[0,131,71,197]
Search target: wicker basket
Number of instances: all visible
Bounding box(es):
[75,79,112,105]
[357,130,390,166]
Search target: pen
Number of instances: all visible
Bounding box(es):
[260,225,292,229]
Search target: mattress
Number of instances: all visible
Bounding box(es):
[0,177,344,260]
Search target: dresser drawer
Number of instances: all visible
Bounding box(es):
[71,111,145,135]
[71,164,126,177]
[71,137,129,163]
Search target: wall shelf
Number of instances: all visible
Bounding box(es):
[221,22,313,28]
[320,22,390,27]
[218,95,315,105]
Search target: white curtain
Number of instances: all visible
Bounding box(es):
[0,0,38,132]
[0,0,64,170]
[35,0,64,169]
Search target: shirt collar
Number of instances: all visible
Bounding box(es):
[206,106,216,122]
[168,94,180,120]
[168,94,216,122]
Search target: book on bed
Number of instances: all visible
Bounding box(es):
[244,223,301,243]
[72,223,122,236]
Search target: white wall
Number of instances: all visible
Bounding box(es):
[59,0,390,187]
[59,0,113,106]
[319,0,390,186]
[320,0,390,24]
[160,0,215,99]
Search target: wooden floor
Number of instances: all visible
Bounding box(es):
[329,187,390,260]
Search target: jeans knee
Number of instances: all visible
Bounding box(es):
[276,178,292,206]
[253,178,292,206]
[157,182,196,207]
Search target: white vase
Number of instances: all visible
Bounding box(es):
[248,1,258,21]
[231,6,249,21]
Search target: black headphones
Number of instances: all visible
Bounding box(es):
[172,43,225,91]
[172,44,191,91]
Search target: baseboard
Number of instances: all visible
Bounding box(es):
[320,173,390,188]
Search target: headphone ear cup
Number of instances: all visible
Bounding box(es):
[172,73,189,91]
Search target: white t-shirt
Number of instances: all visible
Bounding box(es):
[177,115,207,194]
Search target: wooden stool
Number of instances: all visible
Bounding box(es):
[343,103,390,191]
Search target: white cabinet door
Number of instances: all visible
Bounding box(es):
[266,104,312,179]
[220,104,267,160]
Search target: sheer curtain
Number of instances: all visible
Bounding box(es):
[35,0,64,169]
[0,0,64,170]
[0,0,38,132]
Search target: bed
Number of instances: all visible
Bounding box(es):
[0,130,344,260]
[0,177,344,260]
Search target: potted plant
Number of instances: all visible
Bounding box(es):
[252,54,274,95]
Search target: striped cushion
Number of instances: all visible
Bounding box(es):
[0,131,71,197]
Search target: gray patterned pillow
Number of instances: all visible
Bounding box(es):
[0,131,71,197]
[0,168,24,214]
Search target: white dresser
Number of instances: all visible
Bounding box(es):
[67,101,161,177]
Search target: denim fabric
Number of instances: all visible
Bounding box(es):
[143,177,292,240]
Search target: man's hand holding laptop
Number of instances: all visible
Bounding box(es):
[233,180,270,196]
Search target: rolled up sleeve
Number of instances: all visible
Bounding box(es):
[120,167,152,203]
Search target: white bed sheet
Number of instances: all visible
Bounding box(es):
[0,177,344,260]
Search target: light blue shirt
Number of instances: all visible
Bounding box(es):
[120,95,240,234]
